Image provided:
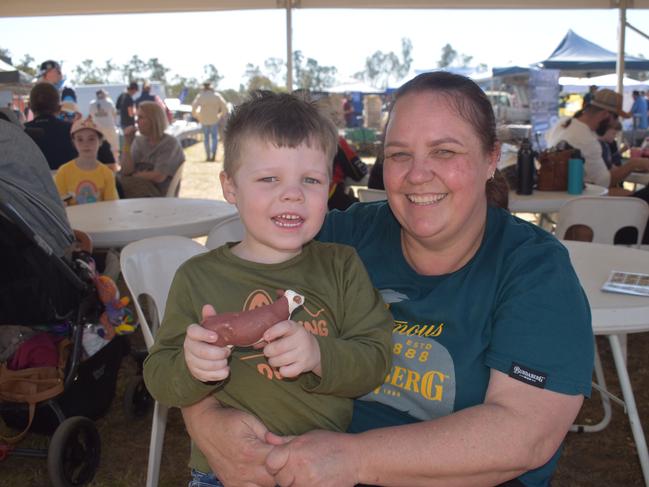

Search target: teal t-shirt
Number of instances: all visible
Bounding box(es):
[318,202,594,487]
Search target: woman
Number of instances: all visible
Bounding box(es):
[120,101,184,198]
[182,72,593,487]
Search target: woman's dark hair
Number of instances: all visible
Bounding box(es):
[386,71,503,207]
[29,82,61,116]
[387,71,497,154]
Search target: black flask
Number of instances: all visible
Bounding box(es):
[516,138,535,195]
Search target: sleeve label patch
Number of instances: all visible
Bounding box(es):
[509,362,547,389]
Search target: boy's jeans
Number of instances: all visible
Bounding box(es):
[202,124,218,160]
[188,469,224,487]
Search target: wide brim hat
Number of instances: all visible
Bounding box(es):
[70,115,104,138]
[590,89,631,118]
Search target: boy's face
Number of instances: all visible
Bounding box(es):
[220,138,330,264]
[72,129,101,159]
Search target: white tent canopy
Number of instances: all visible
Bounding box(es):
[3,1,649,17]
[326,80,384,94]
[559,73,649,93]
[2,1,647,92]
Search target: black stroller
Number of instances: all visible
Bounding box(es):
[0,120,128,486]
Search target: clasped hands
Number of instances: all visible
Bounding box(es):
[182,305,356,487]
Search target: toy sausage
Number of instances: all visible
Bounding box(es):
[201,290,304,347]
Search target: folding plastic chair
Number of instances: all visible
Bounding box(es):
[357,188,387,203]
[120,236,207,487]
[555,196,649,434]
[555,196,649,249]
[205,214,245,250]
[165,162,185,197]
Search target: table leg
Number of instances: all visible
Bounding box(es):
[609,333,649,485]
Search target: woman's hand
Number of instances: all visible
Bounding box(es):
[262,320,322,378]
[265,430,359,487]
[183,305,231,382]
[182,396,276,487]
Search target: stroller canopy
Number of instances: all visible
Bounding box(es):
[0,120,74,257]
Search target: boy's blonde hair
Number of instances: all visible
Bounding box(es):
[223,91,338,176]
[138,101,168,141]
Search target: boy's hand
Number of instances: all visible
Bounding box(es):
[262,320,321,378]
[183,304,231,382]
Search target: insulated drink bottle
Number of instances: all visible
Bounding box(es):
[516,138,535,195]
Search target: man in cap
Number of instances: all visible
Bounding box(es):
[191,81,228,161]
[38,59,76,103]
[547,88,649,191]
[546,88,649,243]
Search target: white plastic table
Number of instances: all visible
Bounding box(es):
[508,184,608,213]
[563,240,649,485]
[66,198,238,248]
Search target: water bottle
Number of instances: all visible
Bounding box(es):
[516,138,535,195]
[568,150,584,195]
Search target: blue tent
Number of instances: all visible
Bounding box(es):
[537,29,649,73]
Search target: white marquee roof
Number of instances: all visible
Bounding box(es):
[1,0,648,17]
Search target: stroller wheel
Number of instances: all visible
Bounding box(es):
[123,375,153,420]
[48,416,101,487]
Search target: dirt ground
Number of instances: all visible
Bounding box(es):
[2,142,648,486]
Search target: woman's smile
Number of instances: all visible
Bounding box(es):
[406,192,448,205]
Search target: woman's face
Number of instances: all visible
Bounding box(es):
[136,109,151,136]
[383,91,498,250]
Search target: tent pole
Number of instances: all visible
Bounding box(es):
[616,0,626,95]
[286,0,293,92]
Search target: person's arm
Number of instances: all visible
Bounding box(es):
[266,370,583,487]
[182,396,276,487]
[131,169,168,183]
[609,157,649,186]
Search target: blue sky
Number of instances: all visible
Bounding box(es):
[1,8,649,89]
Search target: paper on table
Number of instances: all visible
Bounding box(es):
[601,271,649,297]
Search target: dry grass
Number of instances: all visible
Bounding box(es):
[2,138,648,486]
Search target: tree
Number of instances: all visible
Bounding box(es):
[202,64,224,88]
[243,63,275,92]
[0,47,11,64]
[16,54,37,77]
[121,55,147,83]
[292,50,336,91]
[101,59,118,83]
[264,57,285,86]
[355,37,413,88]
[147,57,169,83]
[438,43,457,68]
[437,43,475,69]
[167,75,199,101]
[73,59,105,84]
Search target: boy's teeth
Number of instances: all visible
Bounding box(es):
[273,214,303,227]
[407,193,447,204]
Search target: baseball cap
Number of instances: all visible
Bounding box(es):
[39,60,61,77]
[71,115,104,138]
[590,89,631,118]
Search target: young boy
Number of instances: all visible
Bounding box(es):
[143,92,393,486]
[54,115,118,206]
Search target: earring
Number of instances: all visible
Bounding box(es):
[489,172,496,181]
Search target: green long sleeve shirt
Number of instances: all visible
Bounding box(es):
[143,241,393,472]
